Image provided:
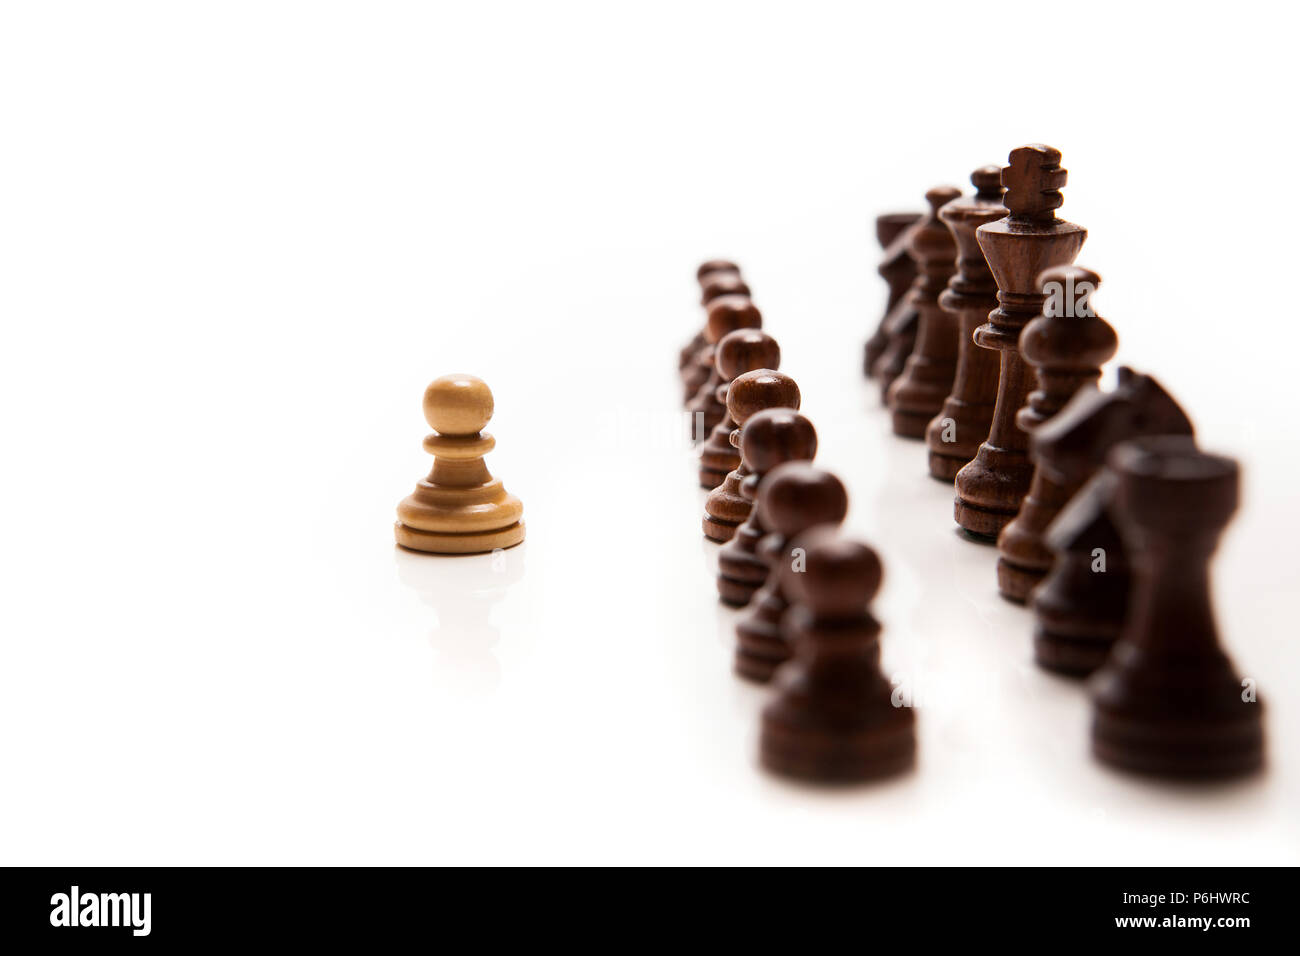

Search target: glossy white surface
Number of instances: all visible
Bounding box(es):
[1,1,1296,865]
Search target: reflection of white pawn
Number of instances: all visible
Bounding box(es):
[395,374,525,554]
[396,547,526,696]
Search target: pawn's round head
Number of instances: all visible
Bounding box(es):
[705,294,761,344]
[781,527,883,618]
[726,369,800,427]
[757,462,848,538]
[970,165,1004,200]
[738,408,817,474]
[925,185,962,215]
[423,373,494,435]
[701,272,751,306]
[697,259,740,283]
[715,329,780,381]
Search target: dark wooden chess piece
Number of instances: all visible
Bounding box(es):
[1090,436,1263,779]
[735,463,848,681]
[887,186,962,438]
[681,261,742,379]
[925,166,1006,480]
[686,294,763,441]
[717,410,819,606]
[698,329,781,489]
[864,212,922,376]
[1031,369,1194,675]
[761,527,915,783]
[868,217,923,397]
[701,271,750,305]
[996,265,1118,601]
[703,370,800,542]
[953,144,1086,539]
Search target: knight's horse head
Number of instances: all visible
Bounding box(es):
[1032,367,1195,484]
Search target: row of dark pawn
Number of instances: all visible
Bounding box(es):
[678,144,1265,782]
[678,260,914,783]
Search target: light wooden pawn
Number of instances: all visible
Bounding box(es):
[394,374,525,554]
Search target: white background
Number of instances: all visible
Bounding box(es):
[2,1,1297,865]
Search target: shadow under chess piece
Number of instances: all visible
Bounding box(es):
[761,527,915,783]
[394,374,525,554]
[686,294,763,441]
[887,185,961,438]
[735,463,847,682]
[1090,436,1264,779]
[1031,369,1194,675]
[996,265,1118,602]
[954,144,1086,539]
[703,369,800,542]
[698,328,781,489]
[716,409,818,606]
[395,546,525,696]
[925,166,1006,480]
[864,212,922,376]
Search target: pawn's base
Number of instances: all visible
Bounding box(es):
[734,629,788,683]
[953,496,1019,540]
[761,710,916,783]
[395,521,525,555]
[702,514,742,543]
[1033,627,1113,677]
[1092,709,1264,780]
[698,466,728,490]
[927,451,967,482]
[717,575,760,607]
[889,407,934,440]
[995,557,1044,604]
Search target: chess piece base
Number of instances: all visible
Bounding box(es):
[1033,627,1111,677]
[927,450,966,482]
[395,521,525,555]
[761,709,916,783]
[734,624,787,683]
[702,514,739,542]
[888,407,930,440]
[995,557,1042,604]
[699,466,728,490]
[1092,709,1264,780]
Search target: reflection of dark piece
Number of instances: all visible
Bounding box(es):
[698,330,781,489]
[717,410,818,606]
[886,186,961,438]
[864,212,922,376]
[1031,369,1193,675]
[761,528,915,783]
[735,463,847,682]
[925,166,1005,480]
[954,144,1086,539]
[685,295,763,441]
[996,265,1118,602]
[1091,437,1264,779]
[703,370,801,543]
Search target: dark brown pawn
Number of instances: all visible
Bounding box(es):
[925,167,1006,480]
[735,464,848,682]
[716,410,818,606]
[886,186,962,438]
[954,144,1086,539]
[698,329,781,489]
[864,212,922,376]
[1091,437,1263,779]
[680,261,742,376]
[761,528,915,783]
[996,265,1118,601]
[1031,369,1194,675]
[871,303,919,401]
[703,370,800,542]
[686,295,763,441]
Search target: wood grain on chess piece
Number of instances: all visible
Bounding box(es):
[698,329,781,489]
[735,463,848,681]
[1031,369,1194,675]
[996,265,1118,601]
[864,212,922,376]
[1090,437,1263,779]
[717,409,818,606]
[887,186,962,438]
[761,528,915,783]
[686,294,763,441]
[925,166,1006,480]
[703,370,800,542]
[953,144,1086,539]
[394,374,525,554]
